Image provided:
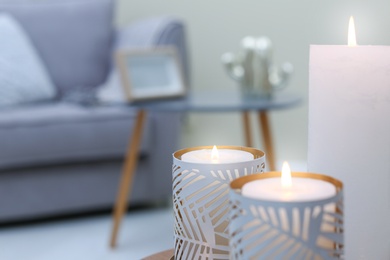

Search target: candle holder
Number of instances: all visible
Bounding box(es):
[173,146,265,260]
[229,172,344,260]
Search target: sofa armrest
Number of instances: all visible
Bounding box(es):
[114,16,190,86]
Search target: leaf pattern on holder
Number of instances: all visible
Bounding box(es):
[229,189,344,260]
[172,159,265,260]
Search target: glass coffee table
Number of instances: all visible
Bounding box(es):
[109,90,302,247]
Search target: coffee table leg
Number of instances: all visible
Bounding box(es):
[258,111,276,171]
[110,109,147,248]
[242,111,253,147]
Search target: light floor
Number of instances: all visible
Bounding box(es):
[0,161,306,260]
[0,208,174,260]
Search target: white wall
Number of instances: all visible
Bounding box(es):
[116,0,390,167]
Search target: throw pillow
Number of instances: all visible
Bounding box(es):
[0,0,114,97]
[0,13,56,107]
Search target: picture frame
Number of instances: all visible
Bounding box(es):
[115,47,186,102]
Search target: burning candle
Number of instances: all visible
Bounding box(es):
[229,166,343,258]
[309,16,390,259]
[242,162,336,201]
[173,146,265,259]
[181,145,254,164]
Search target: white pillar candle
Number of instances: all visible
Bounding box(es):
[181,145,254,163]
[242,178,335,202]
[242,162,336,201]
[308,17,390,259]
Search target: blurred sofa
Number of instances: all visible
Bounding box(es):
[0,0,189,223]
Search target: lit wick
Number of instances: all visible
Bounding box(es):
[348,16,357,47]
[281,161,292,188]
[211,145,219,162]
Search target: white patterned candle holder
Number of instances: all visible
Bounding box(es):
[173,146,265,260]
[229,172,344,260]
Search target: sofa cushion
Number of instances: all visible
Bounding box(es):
[0,0,114,96]
[0,13,56,107]
[0,103,152,170]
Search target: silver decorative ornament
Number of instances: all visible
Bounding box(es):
[222,36,293,99]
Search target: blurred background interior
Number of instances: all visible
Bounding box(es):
[1,0,389,259]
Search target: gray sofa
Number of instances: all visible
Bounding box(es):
[0,0,189,223]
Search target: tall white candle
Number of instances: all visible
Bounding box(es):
[308,17,390,259]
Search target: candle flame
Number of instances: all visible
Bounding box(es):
[348,16,357,47]
[211,145,219,161]
[281,161,292,188]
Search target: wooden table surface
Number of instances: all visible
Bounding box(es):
[142,249,174,260]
